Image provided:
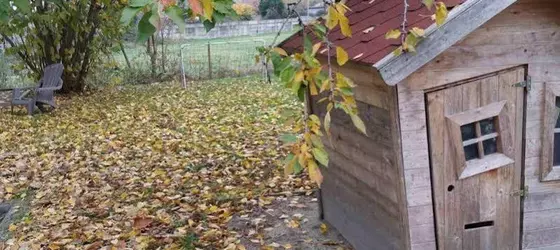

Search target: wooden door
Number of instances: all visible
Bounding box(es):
[426,67,525,250]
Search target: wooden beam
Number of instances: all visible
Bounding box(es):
[374,0,518,86]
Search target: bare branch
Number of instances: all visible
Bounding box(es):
[401,0,409,44]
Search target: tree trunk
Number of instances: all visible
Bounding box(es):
[147,35,157,78]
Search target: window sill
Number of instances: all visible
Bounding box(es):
[542,166,560,182]
[460,153,514,180]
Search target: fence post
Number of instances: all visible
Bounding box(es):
[180,46,187,88]
[207,42,212,79]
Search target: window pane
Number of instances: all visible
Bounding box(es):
[555,98,560,128]
[461,123,477,141]
[480,118,496,135]
[464,144,479,161]
[483,138,498,155]
[554,133,560,166]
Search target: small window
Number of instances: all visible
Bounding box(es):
[553,97,560,167]
[446,100,513,180]
[460,118,500,161]
[541,84,560,182]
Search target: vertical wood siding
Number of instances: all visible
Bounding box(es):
[312,62,409,250]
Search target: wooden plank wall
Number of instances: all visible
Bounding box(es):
[312,61,409,250]
[397,0,560,249]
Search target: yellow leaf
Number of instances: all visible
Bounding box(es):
[324,111,331,135]
[294,70,304,83]
[422,0,434,10]
[320,223,328,234]
[283,243,293,249]
[338,14,352,37]
[307,159,323,186]
[312,42,322,55]
[410,27,425,37]
[334,3,348,15]
[320,79,330,92]
[435,2,448,26]
[202,0,213,20]
[309,81,318,95]
[287,219,300,228]
[326,6,338,30]
[336,46,348,66]
[273,47,288,57]
[385,29,401,39]
[351,114,367,135]
[8,224,17,232]
[5,186,13,193]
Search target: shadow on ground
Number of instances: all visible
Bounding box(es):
[229,194,353,250]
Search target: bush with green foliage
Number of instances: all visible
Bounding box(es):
[258,0,287,19]
[0,0,125,93]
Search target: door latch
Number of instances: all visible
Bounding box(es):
[510,185,529,197]
[513,76,531,91]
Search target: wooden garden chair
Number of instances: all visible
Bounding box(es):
[11,63,64,115]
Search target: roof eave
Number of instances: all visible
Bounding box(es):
[373,0,518,86]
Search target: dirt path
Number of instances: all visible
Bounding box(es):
[230,194,353,250]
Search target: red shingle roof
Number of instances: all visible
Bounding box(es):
[279,0,465,65]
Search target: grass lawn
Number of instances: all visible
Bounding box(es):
[0,77,311,249]
[116,32,294,80]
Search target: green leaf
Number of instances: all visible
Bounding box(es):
[213,1,233,14]
[165,6,186,32]
[297,86,305,102]
[279,134,298,143]
[148,8,161,30]
[310,134,324,148]
[202,19,215,32]
[293,159,303,174]
[137,11,156,43]
[340,87,353,96]
[272,55,290,76]
[351,114,367,135]
[280,66,295,83]
[312,23,327,38]
[129,0,151,7]
[291,79,302,94]
[312,147,329,167]
[303,35,312,55]
[121,7,142,25]
[404,33,419,53]
[393,46,403,56]
[13,0,30,13]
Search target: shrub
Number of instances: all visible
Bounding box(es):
[0,0,125,93]
[258,0,287,19]
[232,3,255,21]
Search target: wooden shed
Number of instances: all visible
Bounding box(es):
[280,0,560,249]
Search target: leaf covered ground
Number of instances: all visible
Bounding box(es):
[0,78,335,249]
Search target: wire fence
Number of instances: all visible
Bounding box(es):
[180,39,267,86]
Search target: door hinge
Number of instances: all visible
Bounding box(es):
[511,185,529,197]
[513,76,531,91]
